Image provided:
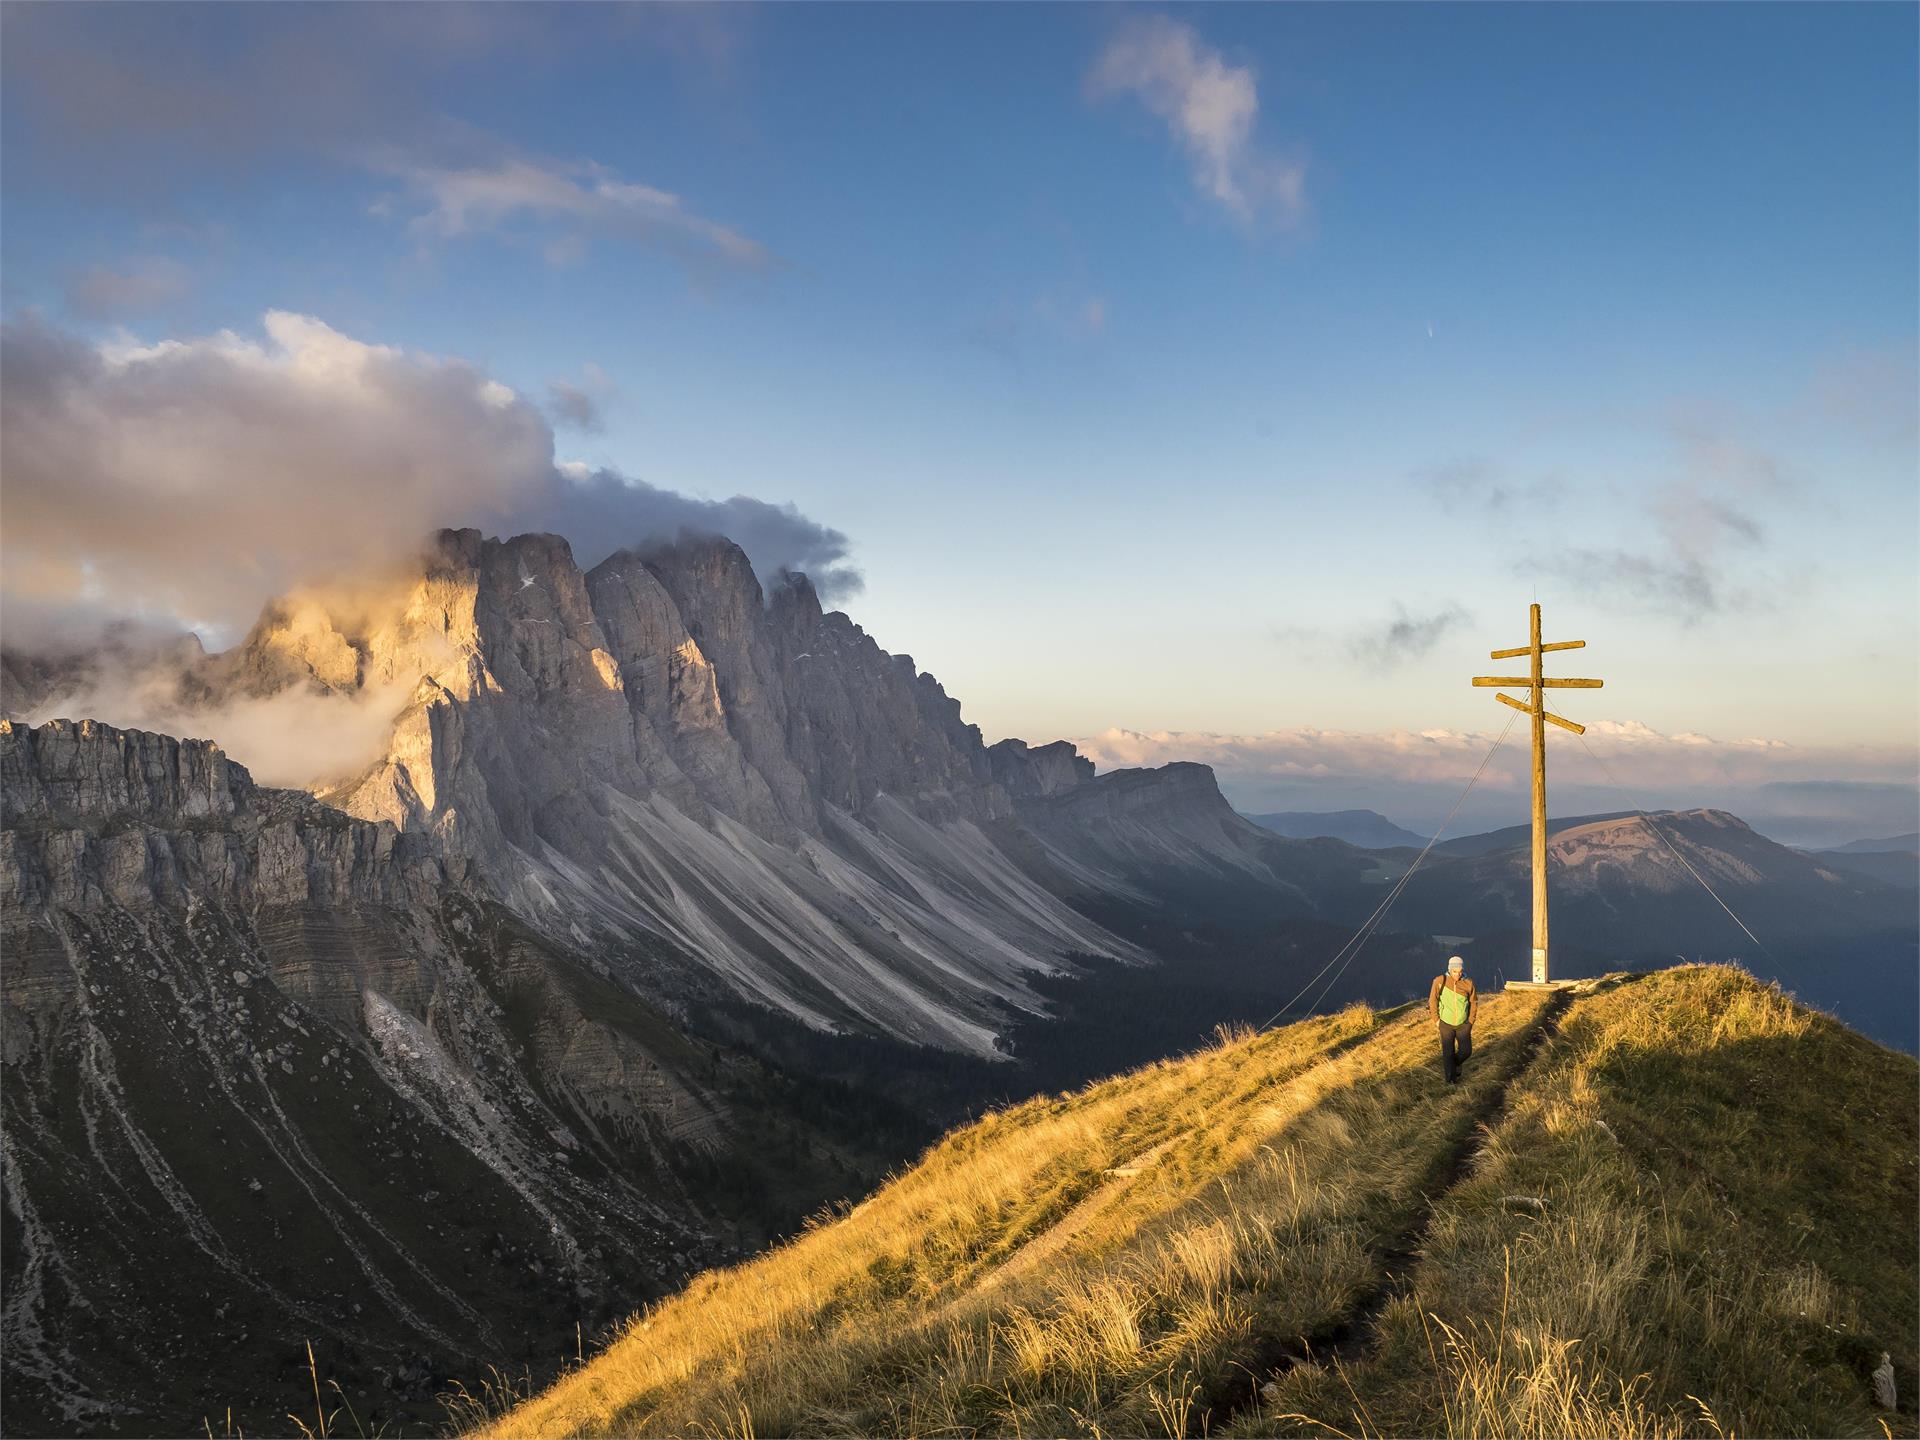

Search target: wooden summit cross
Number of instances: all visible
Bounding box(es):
[1471,603,1603,987]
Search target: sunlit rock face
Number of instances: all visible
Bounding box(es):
[204,530,1134,1054]
[0,535,1370,1435]
[4,528,1314,1056]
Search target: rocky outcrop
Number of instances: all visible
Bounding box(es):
[1007,761,1305,895]
[180,530,1149,1054]
[2,718,448,911]
[4,529,1316,1056]
[988,738,1094,799]
[0,720,878,1436]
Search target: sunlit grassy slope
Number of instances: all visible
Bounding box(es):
[489,967,1916,1439]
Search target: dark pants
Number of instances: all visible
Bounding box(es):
[1438,1021,1472,1083]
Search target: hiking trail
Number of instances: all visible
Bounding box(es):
[1212,981,1593,1431]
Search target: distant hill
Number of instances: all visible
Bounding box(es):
[1388,808,1918,1048]
[1807,835,1919,890]
[1408,810,1903,942]
[492,967,1917,1440]
[1827,833,1920,853]
[1244,808,1428,848]
[1435,810,1638,857]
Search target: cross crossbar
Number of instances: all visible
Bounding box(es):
[1490,639,1585,659]
[1472,676,1603,688]
[1493,690,1586,734]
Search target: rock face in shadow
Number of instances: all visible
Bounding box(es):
[2,717,450,910]
[0,719,875,1437]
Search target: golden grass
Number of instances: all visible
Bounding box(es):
[1239,965,1919,1440]
[488,992,1556,1437]
[485,965,1916,1439]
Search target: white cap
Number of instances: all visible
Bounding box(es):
[1447,955,1465,970]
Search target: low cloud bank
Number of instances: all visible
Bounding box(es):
[0,310,860,791]
[1073,722,1918,848]
[0,311,859,653]
[12,653,416,791]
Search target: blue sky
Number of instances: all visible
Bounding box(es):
[2,3,1914,835]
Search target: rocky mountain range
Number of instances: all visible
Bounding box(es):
[4,527,1914,1434]
[0,530,1352,1433]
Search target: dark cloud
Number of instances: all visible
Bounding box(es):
[546,381,604,433]
[544,362,615,433]
[528,468,862,602]
[1541,411,1797,622]
[1550,550,1720,618]
[1347,603,1470,668]
[0,312,860,649]
[0,591,195,664]
[62,256,190,319]
[1416,458,1565,514]
[1416,436,1794,623]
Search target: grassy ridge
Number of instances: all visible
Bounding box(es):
[1244,967,1919,1438]
[489,967,1916,1438]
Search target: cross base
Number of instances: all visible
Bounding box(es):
[1504,979,1578,992]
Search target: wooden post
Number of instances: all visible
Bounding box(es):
[1529,603,1548,983]
[1470,605,1602,990]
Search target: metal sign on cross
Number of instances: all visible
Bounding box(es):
[1470,604,1603,986]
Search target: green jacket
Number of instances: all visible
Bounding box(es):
[1429,974,1478,1027]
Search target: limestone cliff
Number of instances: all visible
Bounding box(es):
[216,530,1142,1053]
[4,529,1318,1055]
[2,718,448,911]
[0,719,884,1436]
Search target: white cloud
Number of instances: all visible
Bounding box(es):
[1077,720,1899,793]
[0,311,857,645]
[1,311,550,636]
[16,648,418,790]
[1087,15,1306,226]
[391,155,773,272]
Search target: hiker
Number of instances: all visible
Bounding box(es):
[1429,955,1478,1085]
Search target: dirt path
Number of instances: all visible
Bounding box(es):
[1328,985,1576,1359]
[1205,983,1584,1433]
